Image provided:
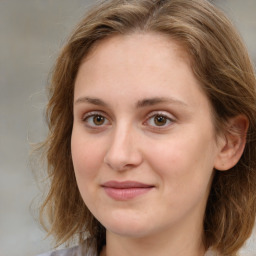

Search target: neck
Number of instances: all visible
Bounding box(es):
[103,225,205,256]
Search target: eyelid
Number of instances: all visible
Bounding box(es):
[82,110,108,121]
[145,110,175,120]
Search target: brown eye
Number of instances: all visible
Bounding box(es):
[83,113,109,127]
[154,115,167,126]
[93,115,105,125]
[145,112,173,128]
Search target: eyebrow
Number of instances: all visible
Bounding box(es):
[75,97,107,107]
[74,96,188,108]
[136,97,188,108]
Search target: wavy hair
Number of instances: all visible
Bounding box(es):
[39,0,256,255]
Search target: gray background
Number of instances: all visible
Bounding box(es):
[0,1,255,256]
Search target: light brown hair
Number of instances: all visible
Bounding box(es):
[39,0,256,255]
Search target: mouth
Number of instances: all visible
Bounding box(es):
[101,181,154,201]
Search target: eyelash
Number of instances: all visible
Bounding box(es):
[82,111,175,130]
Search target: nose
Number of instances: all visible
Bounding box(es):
[104,125,143,171]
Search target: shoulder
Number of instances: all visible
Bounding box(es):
[36,242,96,256]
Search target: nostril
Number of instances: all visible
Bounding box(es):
[103,155,130,171]
[103,149,143,171]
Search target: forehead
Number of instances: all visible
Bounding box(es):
[83,32,191,68]
[75,33,193,94]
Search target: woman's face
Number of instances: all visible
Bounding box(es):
[71,33,222,239]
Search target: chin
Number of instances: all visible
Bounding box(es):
[100,212,152,238]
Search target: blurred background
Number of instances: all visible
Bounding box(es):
[0,1,255,255]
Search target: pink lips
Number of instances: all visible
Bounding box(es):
[102,181,154,201]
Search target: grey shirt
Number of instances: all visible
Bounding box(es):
[37,243,96,256]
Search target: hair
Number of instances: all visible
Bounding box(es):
[39,0,256,255]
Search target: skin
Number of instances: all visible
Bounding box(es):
[71,33,239,256]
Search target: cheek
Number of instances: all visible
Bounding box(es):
[146,132,217,188]
[71,131,108,212]
[71,131,104,182]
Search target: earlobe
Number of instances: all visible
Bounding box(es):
[214,115,249,171]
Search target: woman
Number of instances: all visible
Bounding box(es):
[37,0,256,255]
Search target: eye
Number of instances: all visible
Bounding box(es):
[83,112,110,128]
[153,115,169,126]
[145,112,174,128]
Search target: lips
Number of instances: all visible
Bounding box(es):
[102,181,154,201]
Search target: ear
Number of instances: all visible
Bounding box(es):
[214,115,249,171]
